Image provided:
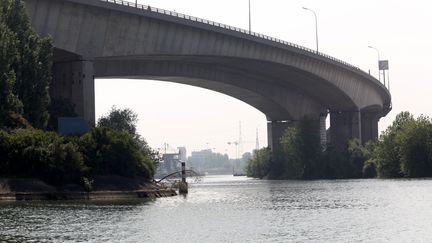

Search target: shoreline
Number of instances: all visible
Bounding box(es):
[0,189,177,201]
[0,177,177,201]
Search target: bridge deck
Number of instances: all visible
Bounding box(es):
[101,0,363,74]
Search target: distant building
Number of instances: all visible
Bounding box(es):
[161,153,180,174]
[155,147,188,178]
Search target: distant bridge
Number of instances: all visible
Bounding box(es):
[25,0,391,152]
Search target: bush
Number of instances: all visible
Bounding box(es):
[362,159,377,178]
[270,120,321,179]
[247,148,271,179]
[0,127,156,186]
[77,127,155,180]
[97,106,138,135]
[396,116,432,177]
[0,129,86,185]
[47,97,76,131]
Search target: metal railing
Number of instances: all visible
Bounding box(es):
[103,0,363,73]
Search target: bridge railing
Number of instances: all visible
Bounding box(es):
[104,0,363,73]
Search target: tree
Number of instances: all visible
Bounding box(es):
[77,127,155,179]
[272,120,321,179]
[373,112,414,178]
[396,115,432,177]
[97,106,138,135]
[347,138,370,178]
[275,126,305,179]
[0,0,53,129]
[246,148,271,179]
[0,21,22,127]
[47,97,76,131]
[97,106,160,171]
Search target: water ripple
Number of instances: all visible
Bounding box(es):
[1,176,432,242]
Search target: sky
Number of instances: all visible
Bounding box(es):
[95,0,432,158]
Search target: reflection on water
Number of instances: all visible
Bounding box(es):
[1,175,432,242]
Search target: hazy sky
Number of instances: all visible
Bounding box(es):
[96,0,432,158]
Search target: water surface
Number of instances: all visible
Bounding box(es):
[1,175,432,242]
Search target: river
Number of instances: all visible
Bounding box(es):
[1,175,432,242]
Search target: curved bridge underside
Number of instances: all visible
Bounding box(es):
[27,0,391,151]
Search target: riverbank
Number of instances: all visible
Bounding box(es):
[0,176,176,201]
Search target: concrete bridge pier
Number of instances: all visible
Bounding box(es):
[319,113,328,149]
[52,58,95,126]
[361,110,380,143]
[267,117,323,155]
[329,111,362,150]
[267,120,297,155]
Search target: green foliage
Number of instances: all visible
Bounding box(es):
[47,97,77,131]
[95,107,159,177]
[246,148,271,179]
[97,106,138,135]
[77,127,155,180]
[362,159,377,178]
[319,145,351,179]
[347,139,370,178]
[249,112,432,180]
[369,112,432,178]
[273,126,305,179]
[0,21,22,127]
[0,127,156,186]
[373,112,414,177]
[248,121,374,180]
[82,177,94,192]
[0,129,86,185]
[4,112,33,129]
[270,120,321,179]
[0,0,53,129]
[396,115,432,177]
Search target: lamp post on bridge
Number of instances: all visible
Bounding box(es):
[302,7,319,53]
[248,0,252,33]
[368,45,381,82]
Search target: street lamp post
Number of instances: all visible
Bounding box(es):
[302,7,319,53]
[368,45,381,82]
[248,0,252,33]
[227,141,239,174]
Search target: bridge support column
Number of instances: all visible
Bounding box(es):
[267,119,321,155]
[52,59,95,126]
[319,113,328,150]
[361,111,380,143]
[267,120,297,155]
[329,111,361,149]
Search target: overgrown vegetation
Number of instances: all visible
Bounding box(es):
[373,112,432,178]
[97,106,160,171]
[247,112,432,179]
[0,127,156,186]
[98,106,139,135]
[0,0,52,129]
[246,148,271,179]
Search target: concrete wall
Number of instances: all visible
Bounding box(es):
[52,59,95,125]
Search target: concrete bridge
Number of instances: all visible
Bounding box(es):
[24,0,391,152]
